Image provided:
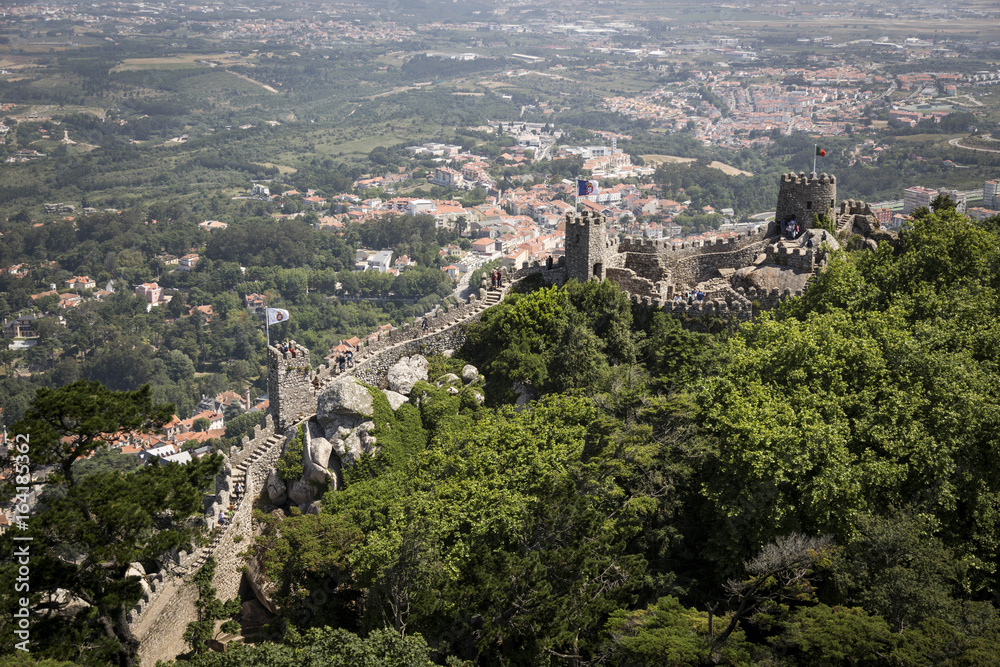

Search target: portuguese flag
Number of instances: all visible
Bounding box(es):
[816,146,826,156]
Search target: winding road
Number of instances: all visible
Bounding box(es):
[949,137,1000,154]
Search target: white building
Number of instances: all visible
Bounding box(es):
[408,199,436,216]
[368,250,394,273]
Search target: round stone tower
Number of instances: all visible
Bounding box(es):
[565,210,610,282]
[774,171,836,228]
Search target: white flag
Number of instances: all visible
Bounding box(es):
[266,308,290,325]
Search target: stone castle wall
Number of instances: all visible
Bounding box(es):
[764,244,817,272]
[132,415,282,667]
[774,171,836,226]
[566,210,769,311]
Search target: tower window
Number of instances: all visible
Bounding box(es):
[806,201,812,210]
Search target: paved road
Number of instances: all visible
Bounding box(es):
[949,137,1000,154]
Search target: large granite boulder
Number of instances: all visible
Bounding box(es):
[266,470,287,505]
[513,381,535,411]
[462,364,480,384]
[306,421,334,469]
[303,458,331,486]
[436,372,460,387]
[316,377,374,430]
[387,355,429,395]
[126,563,151,597]
[287,480,317,505]
[334,421,378,467]
[384,390,408,411]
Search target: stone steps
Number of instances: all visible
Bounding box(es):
[190,433,285,572]
[836,213,853,234]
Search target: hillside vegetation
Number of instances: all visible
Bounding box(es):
[155,205,1000,665]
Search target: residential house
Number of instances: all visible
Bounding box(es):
[431,167,464,187]
[2,314,40,339]
[58,293,83,309]
[367,250,394,273]
[138,444,178,466]
[189,305,215,322]
[178,254,200,272]
[163,410,224,439]
[394,255,416,271]
[472,237,501,255]
[28,290,58,305]
[245,293,267,314]
[65,276,95,290]
[135,283,164,306]
[407,199,435,216]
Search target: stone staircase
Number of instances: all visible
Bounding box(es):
[190,432,284,573]
[482,288,503,308]
[836,213,854,235]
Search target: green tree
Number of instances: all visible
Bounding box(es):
[6,380,173,489]
[0,456,221,666]
[834,511,965,632]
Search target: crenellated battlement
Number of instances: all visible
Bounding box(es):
[781,171,836,186]
[618,225,767,255]
[839,199,875,217]
[775,170,837,227]
[565,209,608,226]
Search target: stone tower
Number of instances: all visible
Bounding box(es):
[266,341,314,431]
[565,210,612,282]
[774,171,837,227]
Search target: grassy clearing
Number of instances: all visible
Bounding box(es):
[254,162,297,174]
[641,154,753,176]
[710,161,753,177]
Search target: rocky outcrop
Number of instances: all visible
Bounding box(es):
[266,470,287,505]
[126,563,151,597]
[462,364,481,384]
[316,377,374,427]
[387,355,429,395]
[287,479,317,505]
[436,372,460,386]
[384,390,408,411]
[332,421,377,467]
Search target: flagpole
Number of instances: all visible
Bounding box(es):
[813,144,817,174]
[266,317,270,348]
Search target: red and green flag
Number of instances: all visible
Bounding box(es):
[816,146,826,156]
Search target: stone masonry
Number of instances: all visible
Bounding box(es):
[558,171,889,316]
[774,171,837,227]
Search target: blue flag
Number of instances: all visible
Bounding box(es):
[577,179,599,197]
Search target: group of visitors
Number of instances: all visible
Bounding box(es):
[781,219,800,239]
[218,482,244,526]
[333,349,353,372]
[277,340,299,357]
[490,269,504,290]
[672,290,705,305]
